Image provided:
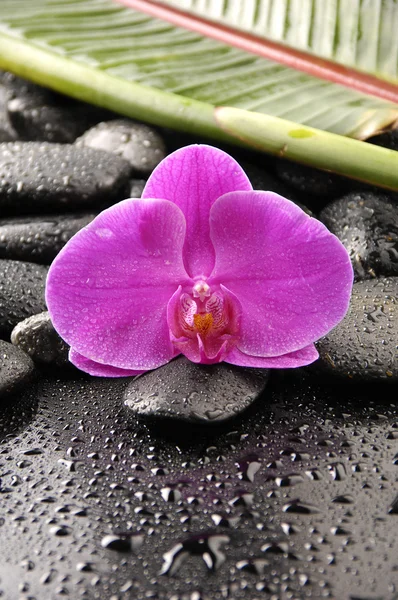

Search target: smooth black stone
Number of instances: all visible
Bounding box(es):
[0,212,96,264]
[1,71,108,143]
[237,161,313,215]
[320,193,398,280]
[0,260,48,339]
[0,84,17,142]
[11,312,69,367]
[129,178,146,198]
[315,278,398,381]
[0,339,35,398]
[368,129,398,152]
[75,119,166,174]
[124,356,269,423]
[0,142,132,214]
[274,159,347,203]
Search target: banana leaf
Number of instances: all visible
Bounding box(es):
[150,0,398,84]
[0,0,398,190]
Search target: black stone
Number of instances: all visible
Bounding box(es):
[0,83,17,142]
[0,212,96,264]
[129,178,146,198]
[232,160,313,215]
[320,193,398,280]
[1,71,109,143]
[11,312,69,367]
[75,119,166,174]
[0,142,132,214]
[0,260,48,339]
[124,356,269,423]
[0,339,35,399]
[368,129,398,152]
[274,158,348,204]
[0,374,397,599]
[315,277,398,381]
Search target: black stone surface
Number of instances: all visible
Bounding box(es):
[76,119,166,174]
[320,192,398,280]
[0,82,17,142]
[0,259,48,339]
[129,178,146,198]
[240,161,313,215]
[0,339,35,398]
[11,311,70,367]
[0,212,96,264]
[0,372,397,599]
[315,277,398,381]
[1,70,108,143]
[124,356,269,423]
[0,142,132,214]
[274,158,348,204]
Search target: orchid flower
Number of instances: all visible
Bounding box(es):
[45,144,353,377]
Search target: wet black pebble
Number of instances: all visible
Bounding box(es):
[368,129,398,152]
[129,179,146,198]
[239,160,313,215]
[0,339,35,399]
[0,82,17,142]
[0,212,96,264]
[124,356,269,423]
[320,193,398,280]
[11,312,69,367]
[315,277,398,381]
[2,71,108,143]
[274,159,347,204]
[75,119,166,174]
[0,142,132,214]
[0,260,48,339]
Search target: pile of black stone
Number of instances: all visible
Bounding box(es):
[0,69,397,422]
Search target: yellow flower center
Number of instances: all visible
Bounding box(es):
[193,312,214,336]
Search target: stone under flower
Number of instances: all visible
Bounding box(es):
[46,144,353,376]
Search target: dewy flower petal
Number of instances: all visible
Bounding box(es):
[46,144,353,377]
[142,144,252,278]
[46,198,191,371]
[69,348,145,377]
[224,345,319,369]
[209,190,353,357]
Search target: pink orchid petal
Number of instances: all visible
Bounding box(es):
[225,344,319,368]
[46,198,192,371]
[170,333,231,365]
[209,191,353,357]
[69,348,145,377]
[142,145,252,278]
[197,335,231,364]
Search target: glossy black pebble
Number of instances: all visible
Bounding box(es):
[3,71,107,143]
[0,339,35,399]
[320,193,398,280]
[76,119,166,174]
[0,142,132,214]
[0,213,95,264]
[124,356,269,423]
[275,159,347,202]
[11,312,69,367]
[316,277,398,381]
[0,260,48,339]
[129,179,146,198]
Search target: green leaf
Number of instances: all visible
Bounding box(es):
[155,0,398,84]
[0,0,397,191]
